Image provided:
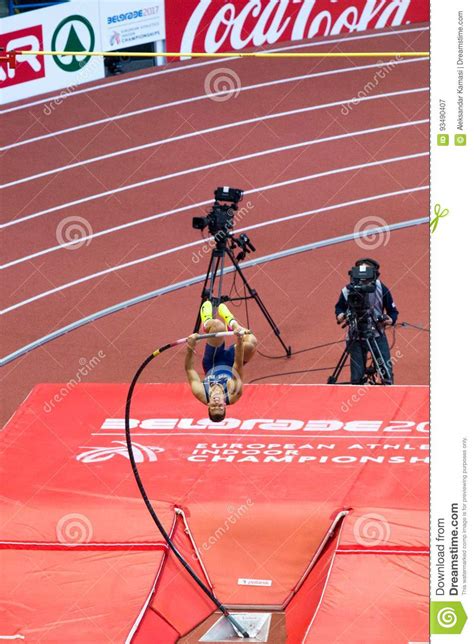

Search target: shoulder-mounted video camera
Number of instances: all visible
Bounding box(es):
[345,264,378,320]
[348,264,377,294]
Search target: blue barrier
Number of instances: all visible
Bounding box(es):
[8,0,68,16]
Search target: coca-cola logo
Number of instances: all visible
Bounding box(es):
[167,0,429,57]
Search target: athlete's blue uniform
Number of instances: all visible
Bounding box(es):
[202,343,235,403]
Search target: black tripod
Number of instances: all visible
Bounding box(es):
[193,236,291,357]
[327,314,392,385]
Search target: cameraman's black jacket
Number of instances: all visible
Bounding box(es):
[335,280,399,336]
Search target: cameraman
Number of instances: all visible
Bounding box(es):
[335,258,398,384]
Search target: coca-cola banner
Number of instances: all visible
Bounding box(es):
[164,0,429,58]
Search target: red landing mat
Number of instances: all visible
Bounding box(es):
[1,383,428,642]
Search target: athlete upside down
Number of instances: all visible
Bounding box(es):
[185,301,258,422]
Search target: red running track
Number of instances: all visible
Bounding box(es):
[0,25,429,426]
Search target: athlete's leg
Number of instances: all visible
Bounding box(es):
[243,333,257,364]
[204,319,227,347]
[200,300,213,330]
[200,300,226,346]
[218,302,257,362]
[202,318,228,373]
[217,303,237,329]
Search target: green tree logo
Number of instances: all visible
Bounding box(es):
[52,15,95,72]
[431,601,467,634]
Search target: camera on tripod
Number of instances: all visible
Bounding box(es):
[192,186,243,237]
[192,186,255,260]
[191,186,291,356]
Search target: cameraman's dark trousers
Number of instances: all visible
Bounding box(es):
[349,333,392,384]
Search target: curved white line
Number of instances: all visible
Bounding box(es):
[1,87,428,189]
[3,180,428,269]
[2,124,428,229]
[1,173,428,315]
[0,26,429,115]
[0,57,427,152]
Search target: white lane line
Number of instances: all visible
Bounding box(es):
[0,169,428,315]
[0,57,428,152]
[2,120,428,228]
[0,26,429,115]
[3,181,428,269]
[1,87,428,189]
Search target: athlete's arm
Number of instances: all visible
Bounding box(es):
[232,329,245,379]
[227,329,245,403]
[185,335,206,402]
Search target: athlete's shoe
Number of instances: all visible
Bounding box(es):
[200,300,213,330]
[218,303,237,330]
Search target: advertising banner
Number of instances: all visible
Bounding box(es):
[98,1,166,51]
[0,0,167,104]
[164,0,430,58]
[0,1,105,104]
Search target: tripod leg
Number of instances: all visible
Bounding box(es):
[374,339,392,384]
[365,336,392,384]
[327,343,351,384]
[213,250,225,308]
[226,249,291,357]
